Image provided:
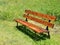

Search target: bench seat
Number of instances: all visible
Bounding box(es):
[15,19,48,33]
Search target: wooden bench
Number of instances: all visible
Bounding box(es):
[15,10,56,38]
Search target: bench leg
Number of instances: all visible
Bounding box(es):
[16,22,18,27]
[46,26,50,39]
[46,20,51,39]
[48,31,50,39]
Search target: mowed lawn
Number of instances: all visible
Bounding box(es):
[0,0,60,45]
[0,20,60,45]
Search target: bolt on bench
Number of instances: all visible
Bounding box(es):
[15,10,56,38]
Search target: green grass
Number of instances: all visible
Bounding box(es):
[0,0,60,45]
[0,20,60,45]
[0,0,60,22]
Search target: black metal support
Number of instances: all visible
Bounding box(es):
[17,22,18,27]
[26,18,28,21]
[25,13,29,22]
[46,20,51,39]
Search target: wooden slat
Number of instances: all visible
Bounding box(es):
[15,19,48,33]
[25,10,56,21]
[23,15,54,28]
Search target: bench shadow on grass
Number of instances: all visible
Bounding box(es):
[16,25,49,41]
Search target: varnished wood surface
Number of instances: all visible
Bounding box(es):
[23,15,54,28]
[15,19,48,33]
[25,10,56,21]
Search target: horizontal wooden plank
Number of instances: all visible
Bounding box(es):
[23,15,54,28]
[15,19,48,33]
[25,10,56,21]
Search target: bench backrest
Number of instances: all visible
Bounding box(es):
[24,10,56,28]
